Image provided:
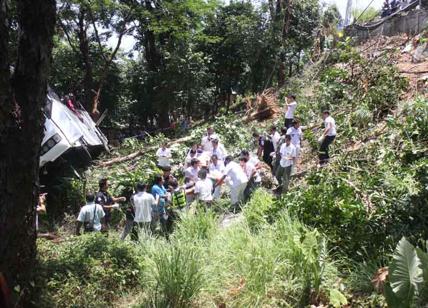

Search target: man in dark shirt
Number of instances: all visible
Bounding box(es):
[96,178,126,229]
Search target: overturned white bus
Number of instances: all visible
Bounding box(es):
[40,88,109,168]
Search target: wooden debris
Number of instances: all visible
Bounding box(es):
[244,88,281,122]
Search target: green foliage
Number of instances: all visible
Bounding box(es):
[37,234,141,307]
[384,237,428,307]
[147,243,204,308]
[243,188,277,232]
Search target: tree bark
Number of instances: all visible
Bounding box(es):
[77,8,95,111]
[0,0,56,305]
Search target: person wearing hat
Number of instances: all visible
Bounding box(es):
[284,94,297,129]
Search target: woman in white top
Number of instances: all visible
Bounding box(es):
[156,143,172,168]
[284,94,297,128]
[319,110,336,166]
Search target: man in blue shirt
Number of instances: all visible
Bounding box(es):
[151,174,168,234]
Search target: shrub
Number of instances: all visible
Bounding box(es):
[36,234,141,307]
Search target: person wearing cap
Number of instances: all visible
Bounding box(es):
[319,110,336,166]
[216,156,249,210]
[201,127,219,152]
[284,94,297,129]
[156,142,172,168]
[277,135,297,193]
[286,119,303,172]
[211,138,228,161]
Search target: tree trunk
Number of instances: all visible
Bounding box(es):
[0,0,56,305]
[78,8,94,111]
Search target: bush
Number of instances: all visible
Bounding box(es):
[36,234,142,307]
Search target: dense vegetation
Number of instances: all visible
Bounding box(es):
[35,34,428,306]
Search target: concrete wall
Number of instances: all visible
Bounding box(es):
[345,8,428,42]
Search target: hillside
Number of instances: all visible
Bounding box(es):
[35,37,428,307]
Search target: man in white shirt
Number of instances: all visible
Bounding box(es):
[286,120,303,172]
[156,142,172,168]
[319,110,336,166]
[240,150,262,199]
[217,156,249,209]
[211,138,228,161]
[76,193,106,235]
[270,126,281,152]
[121,183,157,240]
[284,94,297,128]
[272,127,287,174]
[277,135,297,193]
[201,127,219,152]
[194,169,214,206]
[209,155,225,199]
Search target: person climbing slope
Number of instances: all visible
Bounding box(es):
[318,110,336,166]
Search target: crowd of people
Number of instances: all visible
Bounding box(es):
[76,94,337,239]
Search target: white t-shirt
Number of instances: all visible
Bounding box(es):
[194,178,213,201]
[185,166,200,182]
[324,116,337,136]
[156,147,172,167]
[201,133,219,152]
[286,127,303,147]
[77,203,105,231]
[271,131,281,151]
[224,161,248,187]
[279,143,297,168]
[285,101,297,119]
[211,144,228,161]
[247,156,262,183]
[132,192,156,223]
[209,161,225,173]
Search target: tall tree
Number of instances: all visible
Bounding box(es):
[0,0,56,305]
[57,0,134,115]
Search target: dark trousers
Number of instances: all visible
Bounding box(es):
[319,135,335,164]
[285,118,293,129]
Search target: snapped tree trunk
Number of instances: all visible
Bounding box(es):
[0,0,56,305]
